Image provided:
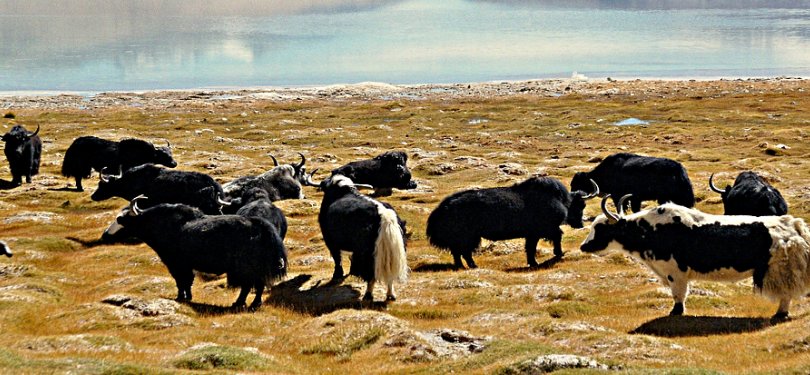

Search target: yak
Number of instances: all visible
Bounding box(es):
[61,136,176,191]
[327,151,417,197]
[709,172,788,216]
[222,153,309,212]
[2,124,41,186]
[571,153,694,213]
[235,188,288,240]
[427,177,598,269]
[1,240,12,257]
[115,196,287,309]
[581,195,810,320]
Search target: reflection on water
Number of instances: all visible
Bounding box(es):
[1,0,810,91]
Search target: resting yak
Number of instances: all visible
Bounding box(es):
[2,125,41,186]
[709,172,788,216]
[427,176,598,269]
[61,136,176,191]
[221,153,309,212]
[114,196,287,309]
[581,195,810,320]
[571,153,694,213]
[316,174,408,302]
[327,151,417,197]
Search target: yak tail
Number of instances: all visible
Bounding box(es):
[374,207,408,285]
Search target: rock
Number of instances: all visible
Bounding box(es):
[102,294,183,317]
[499,163,528,176]
[0,263,31,278]
[4,211,61,224]
[507,354,612,373]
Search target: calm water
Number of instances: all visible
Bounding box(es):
[2,0,810,92]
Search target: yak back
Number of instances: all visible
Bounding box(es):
[330,151,414,189]
[61,136,119,178]
[724,172,788,216]
[236,188,288,239]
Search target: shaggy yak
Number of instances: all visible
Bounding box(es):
[2,124,41,186]
[115,196,287,309]
[709,171,788,216]
[581,195,810,320]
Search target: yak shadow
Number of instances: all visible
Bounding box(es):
[48,186,83,192]
[504,256,563,273]
[185,301,245,317]
[631,315,790,337]
[412,263,459,273]
[66,236,142,248]
[266,274,388,316]
[0,179,19,190]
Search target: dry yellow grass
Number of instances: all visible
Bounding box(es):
[1,79,810,374]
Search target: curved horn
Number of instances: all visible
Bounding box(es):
[131,195,148,216]
[616,194,632,217]
[165,139,172,149]
[217,193,232,207]
[269,154,279,167]
[708,173,727,194]
[304,168,321,187]
[581,179,600,200]
[353,183,375,190]
[600,195,620,223]
[295,152,306,169]
[28,124,40,138]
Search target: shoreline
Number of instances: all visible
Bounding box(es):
[1,76,808,110]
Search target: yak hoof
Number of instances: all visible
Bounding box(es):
[386,295,396,302]
[771,312,790,322]
[669,303,684,316]
[362,293,373,302]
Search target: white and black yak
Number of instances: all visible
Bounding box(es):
[61,136,177,191]
[581,195,810,320]
[709,171,788,216]
[114,196,287,309]
[221,153,309,213]
[426,176,598,269]
[571,153,694,212]
[235,188,288,240]
[0,240,12,257]
[326,151,417,197]
[91,164,228,215]
[2,124,41,186]
[316,174,408,301]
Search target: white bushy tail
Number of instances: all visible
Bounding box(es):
[374,207,408,285]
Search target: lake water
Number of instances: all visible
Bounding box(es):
[2,0,810,92]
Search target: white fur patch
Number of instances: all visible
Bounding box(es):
[371,200,408,285]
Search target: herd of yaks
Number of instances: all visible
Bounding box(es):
[2,123,810,320]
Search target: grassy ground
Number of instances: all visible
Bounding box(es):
[1,80,809,374]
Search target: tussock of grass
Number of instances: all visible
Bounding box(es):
[172,344,271,371]
[302,326,386,359]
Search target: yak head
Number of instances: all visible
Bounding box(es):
[570,172,598,197]
[0,240,12,258]
[377,151,417,189]
[566,179,600,228]
[91,164,160,201]
[116,195,204,233]
[708,173,734,202]
[153,140,177,168]
[2,124,40,157]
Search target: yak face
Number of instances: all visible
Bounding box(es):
[153,145,177,168]
[2,125,38,157]
[116,201,203,233]
[570,172,596,196]
[566,195,586,228]
[581,204,690,254]
[378,152,416,189]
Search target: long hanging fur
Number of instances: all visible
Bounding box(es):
[760,216,810,300]
[373,206,408,285]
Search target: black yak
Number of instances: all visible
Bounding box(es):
[326,151,417,197]
[222,154,310,213]
[316,174,408,301]
[91,164,227,215]
[61,136,177,191]
[426,177,598,269]
[571,153,694,213]
[0,240,12,257]
[581,195,810,319]
[115,196,287,309]
[235,188,288,240]
[709,172,788,216]
[2,124,41,186]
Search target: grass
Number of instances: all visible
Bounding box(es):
[1,79,810,373]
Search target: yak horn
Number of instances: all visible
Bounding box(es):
[708,173,727,194]
[304,168,321,187]
[28,124,40,138]
[217,195,232,207]
[601,195,620,223]
[353,183,375,190]
[581,179,600,200]
[269,154,279,167]
[616,194,632,216]
[295,152,306,169]
[131,195,148,216]
[165,139,172,149]
[99,166,122,183]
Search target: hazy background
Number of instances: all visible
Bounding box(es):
[2,0,810,91]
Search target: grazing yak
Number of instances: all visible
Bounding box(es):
[91,164,228,215]
[222,153,309,212]
[571,153,694,213]
[327,151,417,197]
[235,188,288,240]
[316,174,408,301]
[115,196,287,309]
[709,172,788,216]
[426,176,599,269]
[581,195,810,320]
[2,125,41,186]
[1,241,12,257]
[61,136,177,191]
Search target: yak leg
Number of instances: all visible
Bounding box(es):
[668,275,689,316]
[233,285,251,308]
[75,177,84,192]
[773,299,791,321]
[462,250,478,269]
[452,251,465,270]
[169,266,194,301]
[550,228,564,258]
[386,281,396,301]
[329,247,344,281]
[525,236,540,267]
[363,280,375,301]
[249,280,266,310]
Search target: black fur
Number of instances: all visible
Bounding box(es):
[572,153,694,212]
[330,151,417,196]
[235,188,288,239]
[426,176,586,269]
[714,171,788,216]
[222,164,304,213]
[116,203,287,308]
[61,136,176,191]
[91,164,225,215]
[2,125,42,186]
[0,240,12,257]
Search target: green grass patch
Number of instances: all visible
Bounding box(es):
[173,344,271,371]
